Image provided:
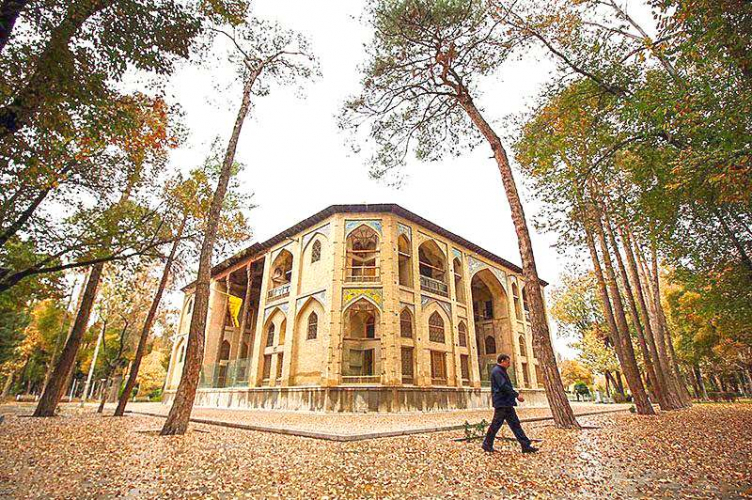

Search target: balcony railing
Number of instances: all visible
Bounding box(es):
[342,375,380,384]
[346,266,380,283]
[267,283,290,301]
[420,275,448,297]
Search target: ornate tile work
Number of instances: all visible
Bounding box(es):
[491,267,506,284]
[399,302,415,313]
[342,287,383,309]
[421,295,452,316]
[302,223,331,249]
[397,223,411,239]
[296,289,327,310]
[263,302,289,322]
[467,256,487,276]
[345,220,382,236]
[452,248,462,261]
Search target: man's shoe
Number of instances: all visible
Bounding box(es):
[481,443,495,453]
[522,446,539,454]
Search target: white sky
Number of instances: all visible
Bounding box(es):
[151,0,582,356]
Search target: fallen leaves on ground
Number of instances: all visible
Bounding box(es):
[0,403,749,499]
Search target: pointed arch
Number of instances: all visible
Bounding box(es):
[311,240,322,263]
[400,308,413,338]
[397,234,412,287]
[453,257,465,303]
[428,311,445,343]
[458,320,467,347]
[485,335,496,354]
[346,224,380,283]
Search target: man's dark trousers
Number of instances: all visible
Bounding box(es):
[483,406,531,450]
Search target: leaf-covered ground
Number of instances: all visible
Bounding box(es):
[0,403,750,498]
[121,401,628,436]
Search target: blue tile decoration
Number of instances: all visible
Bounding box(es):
[452,248,462,262]
[345,219,382,236]
[467,256,487,276]
[302,223,331,250]
[397,223,411,239]
[399,302,415,313]
[296,289,327,310]
[491,267,506,284]
[263,303,289,322]
[421,295,452,317]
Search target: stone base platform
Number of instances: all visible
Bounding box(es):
[162,386,548,413]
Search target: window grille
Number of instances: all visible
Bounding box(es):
[428,312,445,343]
[307,312,318,340]
[400,310,413,338]
[266,324,275,347]
[311,240,321,263]
[458,321,467,347]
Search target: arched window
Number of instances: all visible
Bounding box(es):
[400,309,413,338]
[453,257,465,303]
[428,312,445,343]
[219,340,231,361]
[266,324,275,347]
[458,321,467,347]
[311,240,321,263]
[418,241,447,296]
[485,335,496,354]
[178,341,186,363]
[398,235,412,287]
[519,335,527,357]
[346,225,380,282]
[240,341,249,359]
[307,312,318,340]
[269,250,293,301]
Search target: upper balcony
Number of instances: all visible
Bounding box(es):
[267,283,290,302]
[420,275,448,297]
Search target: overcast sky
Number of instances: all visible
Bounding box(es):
[148,0,585,355]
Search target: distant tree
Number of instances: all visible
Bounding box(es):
[560,359,593,388]
[115,162,251,417]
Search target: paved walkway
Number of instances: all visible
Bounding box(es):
[121,401,630,440]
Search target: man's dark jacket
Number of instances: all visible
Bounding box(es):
[490,364,518,408]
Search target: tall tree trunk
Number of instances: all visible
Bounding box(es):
[41,276,78,393]
[615,371,625,395]
[622,228,682,409]
[634,237,685,405]
[97,377,109,414]
[0,0,29,53]
[161,71,259,436]
[33,181,134,416]
[115,216,186,416]
[80,317,105,406]
[33,262,104,416]
[649,241,691,406]
[589,204,654,415]
[455,91,579,428]
[693,363,708,400]
[1,372,14,397]
[602,209,668,410]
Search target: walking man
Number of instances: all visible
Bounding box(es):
[482,353,538,454]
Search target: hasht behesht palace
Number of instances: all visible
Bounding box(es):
[164,204,550,412]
